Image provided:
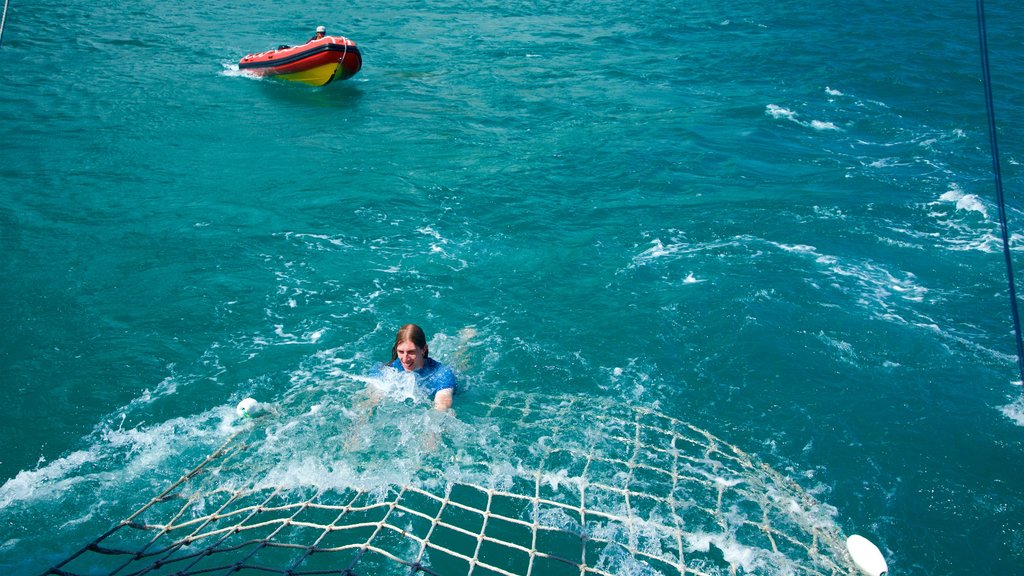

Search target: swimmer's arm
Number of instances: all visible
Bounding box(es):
[350,385,383,429]
[357,385,383,409]
[433,388,453,412]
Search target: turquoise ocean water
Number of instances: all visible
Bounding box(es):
[2,0,1023,574]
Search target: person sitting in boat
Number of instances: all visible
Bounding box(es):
[308,25,326,42]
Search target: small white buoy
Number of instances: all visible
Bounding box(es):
[235,397,260,419]
[847,534,888,576]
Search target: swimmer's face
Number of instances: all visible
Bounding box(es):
[396,339,426,371]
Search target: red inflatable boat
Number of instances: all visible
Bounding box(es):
[238,36,362,86]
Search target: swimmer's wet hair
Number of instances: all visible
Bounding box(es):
[390,323,428,362]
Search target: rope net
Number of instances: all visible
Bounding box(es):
[44,392,857,576]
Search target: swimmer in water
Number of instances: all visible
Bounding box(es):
[383,323,457,411]
[347,324,475,451]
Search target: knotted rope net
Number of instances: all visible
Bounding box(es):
[44,391,858,576]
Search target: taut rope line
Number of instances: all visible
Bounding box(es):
[976,0,1024,386]
[0,0,10,48]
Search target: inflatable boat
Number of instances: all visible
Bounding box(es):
[238,36,362,86]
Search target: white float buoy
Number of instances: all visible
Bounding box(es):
[847,534,888,576]
[235,397,260,419]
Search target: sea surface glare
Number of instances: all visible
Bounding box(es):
[1,0,1023,574]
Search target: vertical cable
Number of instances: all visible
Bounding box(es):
[0,0,10,48]
[976,0,1024,384]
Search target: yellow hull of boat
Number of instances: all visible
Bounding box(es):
[275,62,342,87]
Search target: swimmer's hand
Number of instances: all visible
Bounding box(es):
[433,388,454,412]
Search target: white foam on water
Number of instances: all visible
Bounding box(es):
[219,62,262,81]
[714,476,744,489]
[867,157,906,168]
[685,531,771,573]
[627,235,743,270]
[937,184,989,219]
[417,226,443,240]
[225,367,476,495]
[0,539,19,556]
[541,468,584,491]
[281,231,353,250]
[908,183,1015,253]
[0,449,99,509]
[255,456,360,491]
[810,119,841,131]
[765,104,842,131]
[640,237,676,259]
[776,242,817,255]
[771,240,929,310]
[409,225,469,270]
[812,205,847,220]
[817,331,859,364]
[271,324,330,345]
[535,505,583,534]
[755,237,1012,363]
[105,374,182,415]
[594,539,665,576]
[1000,396,1024,427]
[366,368,421,403]
[0,403,238,535]
[765,104,797,121]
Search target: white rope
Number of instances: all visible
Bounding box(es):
[0,0,9,48]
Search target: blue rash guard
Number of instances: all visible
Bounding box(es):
[383,357,457,400]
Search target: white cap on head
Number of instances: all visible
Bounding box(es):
[316,25,326,33]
